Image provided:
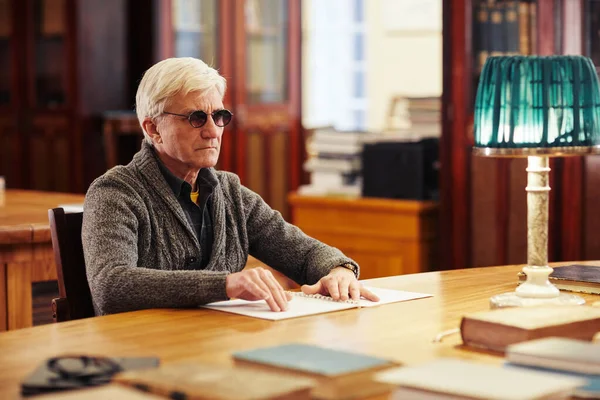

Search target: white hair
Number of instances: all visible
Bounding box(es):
[135,57,227,143]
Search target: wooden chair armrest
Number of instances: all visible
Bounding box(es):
[52,297,71,323]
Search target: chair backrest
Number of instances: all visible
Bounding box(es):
[48,207,94,322]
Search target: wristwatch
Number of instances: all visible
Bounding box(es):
[338,263,358,278]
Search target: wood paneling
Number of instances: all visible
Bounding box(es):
[470,156,497,267]
[441,0,472,270]
[0,115,21,188]
[584,155,600,259]
[270,130,288,215]
[0,189,85,331]
[0,263,6,331]
[559,0,585,262]
[507,158,527,265]
[6,261,31,329]
[247,131,266,199]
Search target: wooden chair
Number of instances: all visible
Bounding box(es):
[103,110,143,169]
[48,208,95,322]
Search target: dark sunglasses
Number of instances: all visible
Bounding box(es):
[163,109,233,128]
[47,355,122,385]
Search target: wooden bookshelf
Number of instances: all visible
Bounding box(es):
[0,0,128,192]
[442,0,600,270]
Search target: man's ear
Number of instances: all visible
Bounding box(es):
[142,118,162,144]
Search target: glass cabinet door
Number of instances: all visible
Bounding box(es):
[33,0,68,108]
[172,0,218,64]
[245,0,288,103]
[0,0,13,106]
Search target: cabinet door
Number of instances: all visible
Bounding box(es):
[28,115,70,191]
[156,0,220,64]
[0,0,16,108]
[172,0,219,62]
[155,0,228,169]
[24,0,74,191]
[28,0,71,109]
[232,0,301,217]
[0,0,26,188]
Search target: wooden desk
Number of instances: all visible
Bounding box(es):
[1,262,599,399]
[0,190,85,331]
[288,194,439,278]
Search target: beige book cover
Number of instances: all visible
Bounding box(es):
[115,362,315,400]
[375,358,584,400]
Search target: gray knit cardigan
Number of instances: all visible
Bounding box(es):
[82,142,358,315]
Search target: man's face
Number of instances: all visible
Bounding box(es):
[154,88,224,170]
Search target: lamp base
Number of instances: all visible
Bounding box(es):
[490,291,585,309]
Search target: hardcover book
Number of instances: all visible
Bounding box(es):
[115,362,315,400]
[517,264,600,294]
[506,337,600,375]
[460,306,600,352]
[374,358,585,400]
[232,343,398,379]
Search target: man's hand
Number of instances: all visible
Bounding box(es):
[226,267,292,312]
[301,266,380,302]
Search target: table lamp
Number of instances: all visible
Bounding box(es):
[473,55,600,309]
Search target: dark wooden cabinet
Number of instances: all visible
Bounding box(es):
[0,0,127,193]
[153,0,302,217]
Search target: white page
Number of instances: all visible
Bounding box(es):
[358,286,432,307]
[201,286,432,321]
[202,295,356,321]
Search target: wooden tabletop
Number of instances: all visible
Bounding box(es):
[1,262,600,399]
[0,190,85,244]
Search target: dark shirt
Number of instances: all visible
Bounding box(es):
[156,160,216,270]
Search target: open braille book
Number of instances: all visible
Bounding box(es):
[201,286,432,320]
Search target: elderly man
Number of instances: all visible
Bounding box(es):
[82,57,378,315]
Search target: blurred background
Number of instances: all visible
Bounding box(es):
[1,0,600,278]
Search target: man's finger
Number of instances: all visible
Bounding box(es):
[245,281,272,302]
[338,279,350,301]
[253,278,280,312]
[326,279,340,300]
[360,286,380,302]
[264,273,288,311]
[301,281,322,295]
[348,281,361,301]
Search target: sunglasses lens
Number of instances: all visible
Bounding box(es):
[189,111,208,127]
[214,110,232,127]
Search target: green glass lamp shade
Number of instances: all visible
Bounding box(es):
[474,56,600,157]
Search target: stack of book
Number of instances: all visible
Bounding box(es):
[386,96,441,139]
[299,127,372,197]
[505,337,600,399]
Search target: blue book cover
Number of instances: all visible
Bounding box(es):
[233,343,397,377]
